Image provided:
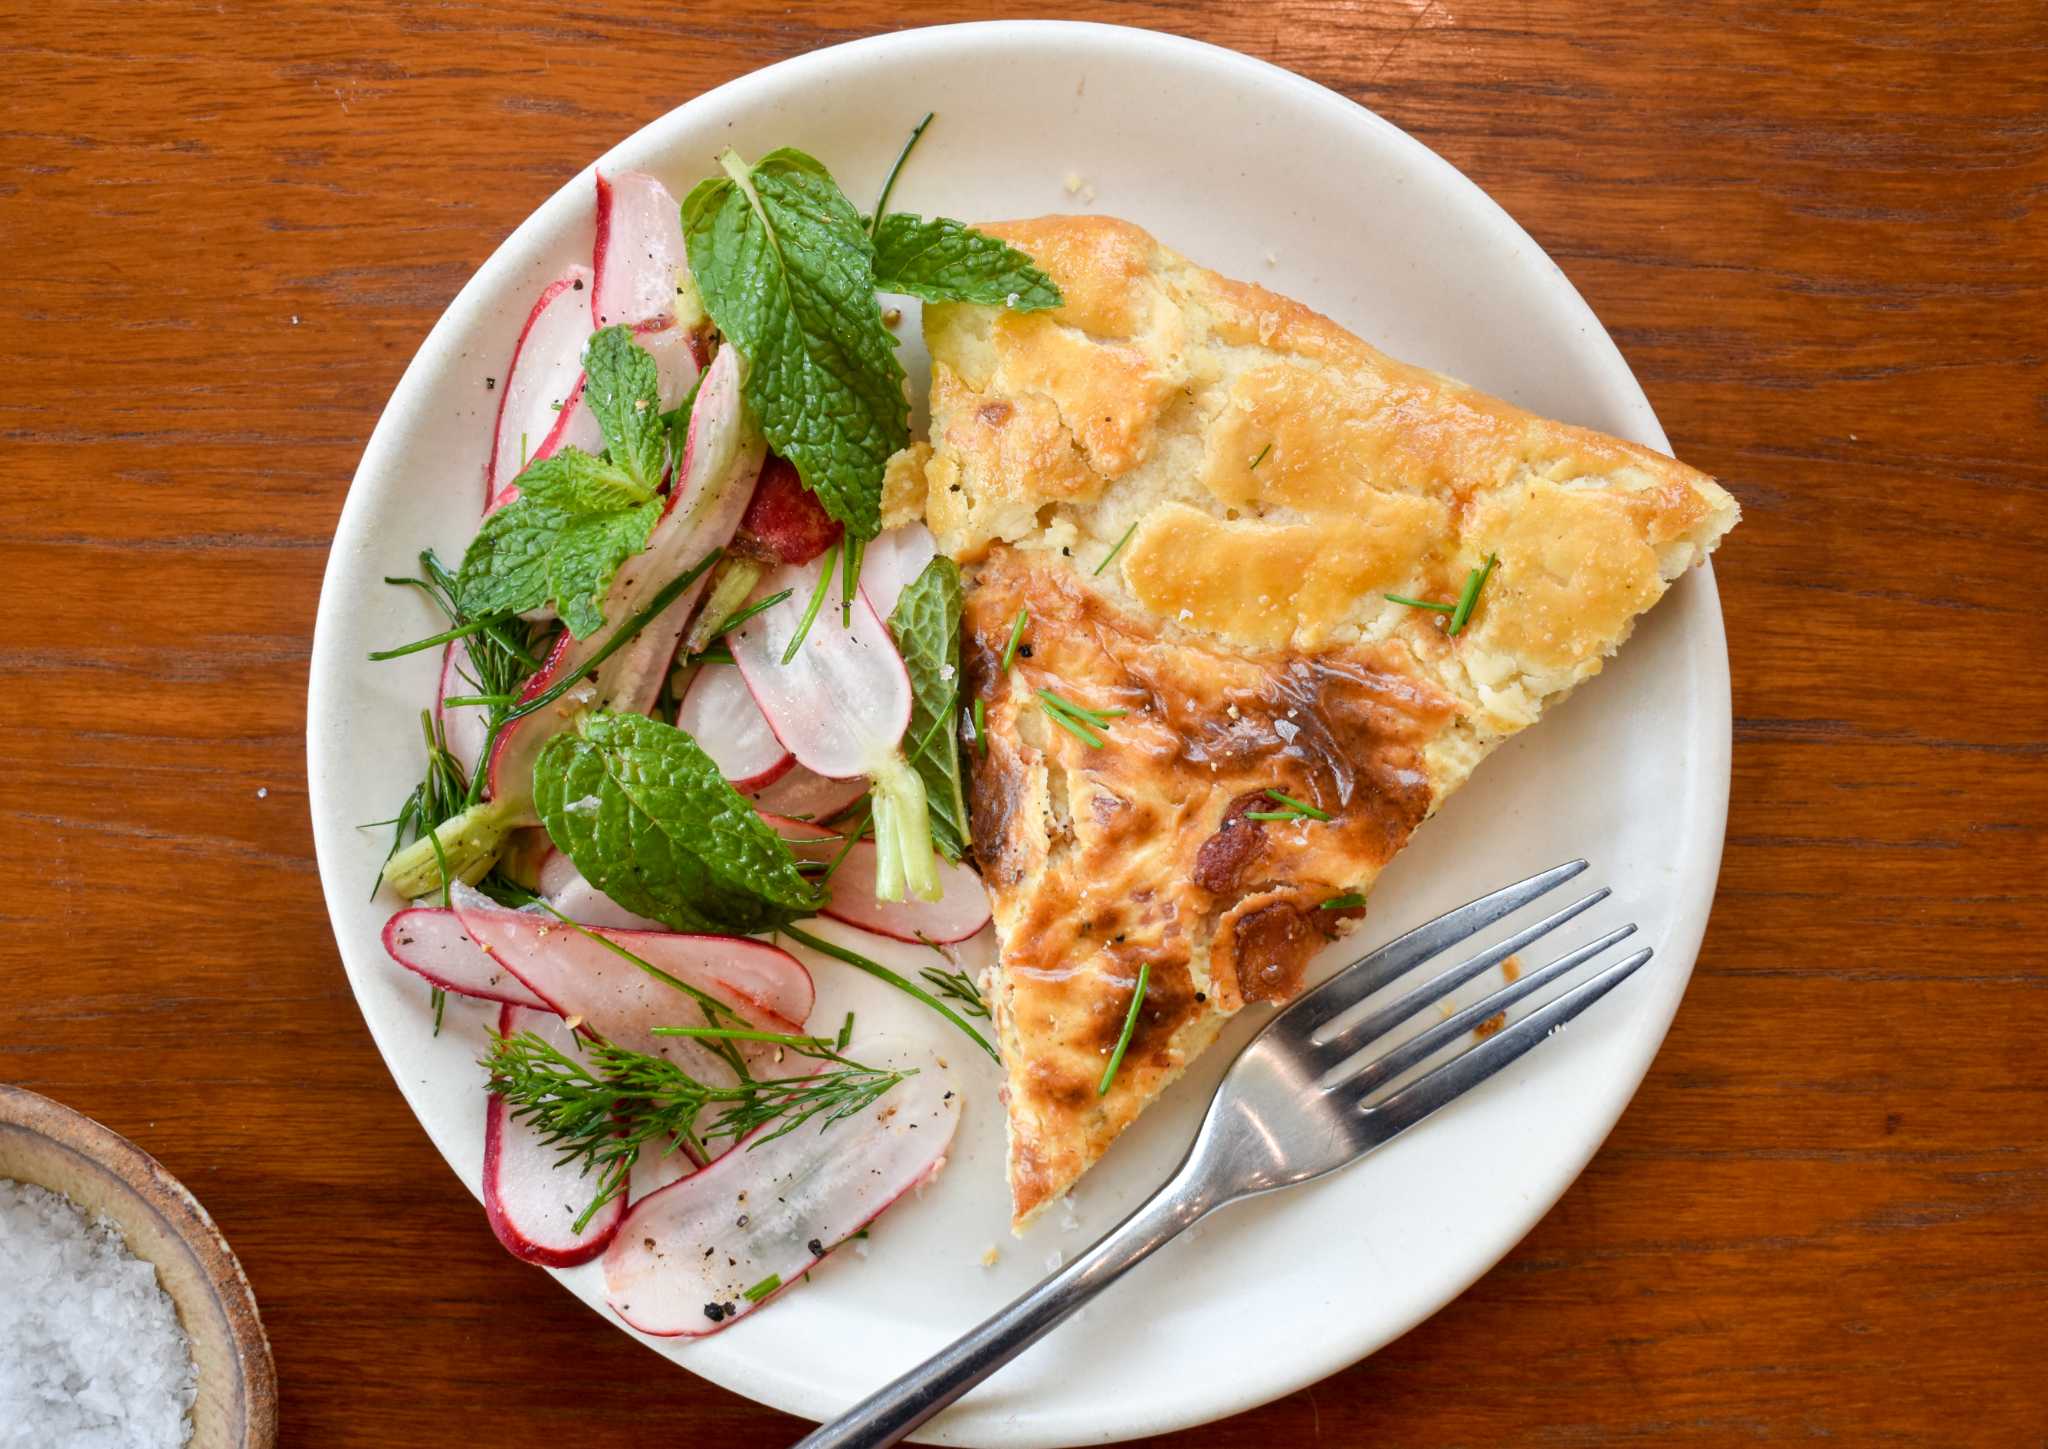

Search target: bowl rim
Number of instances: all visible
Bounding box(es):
[0,1084,279,1448]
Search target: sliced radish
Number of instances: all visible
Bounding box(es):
[602,1040,960,1336]
[486,266,596,508]
[823,843,990,945]
[381,907,549,1009]
[677,663,795,790]
[536,847,669,933]
[628,1137,699,1205]
[484,1004,627,1266]
[737,455,842,565]
[859,522,938,620]
[593,172,686,331]
[765,819,989,945]
[728,559,912,781]
[484,343,764,815]
[745,765,867,823]
[435,638,492,777]
[449,883,815,1071]
[729,555,940,902]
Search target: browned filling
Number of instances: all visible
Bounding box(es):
[961,547,1459,1157]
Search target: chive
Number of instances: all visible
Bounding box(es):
[870,110,935,239]
[1447,553,1500,636]
[1248,443,1271,470]
[999,608,1028,671]
[1093,520,1139,577]
[689,646,736,666]
[784,924,999,1061]
[498,547,724,726]
[971,697,986,753]
[1098,962,1151,1096]
[1244,810,1297,821]
[782,543,840,665]
[1036,687,1125,731]
[742,1273,782,1303]
[650,1026,844,1054]
[840,534,865,628]
[1263,788,1330,821]
[1384,594,1456,614]
[711,588,793,641]
[1038,699,1104,749]
[367,616,508,661]
[836,1011,855,1051]
[440,692,517,708]
[430,985,447,1036]
[1320,893,1368,910]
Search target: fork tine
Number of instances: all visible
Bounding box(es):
[1324,923,1638,1095]
[1351,945,1654,1140]
[1287,859,1590,1028]
[1309,886,1613,1058]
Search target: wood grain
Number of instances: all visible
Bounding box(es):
[3,2,2044,1444]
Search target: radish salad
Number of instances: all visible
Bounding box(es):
[367,126,1060,1335]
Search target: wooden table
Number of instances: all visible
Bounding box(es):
[6,4,2043,1443]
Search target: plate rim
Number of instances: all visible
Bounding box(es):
[307,19,1730,1443]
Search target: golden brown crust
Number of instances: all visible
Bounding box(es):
[918,215,1740,1226]
[962,550,1456,1222]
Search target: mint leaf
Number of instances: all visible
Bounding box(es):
[888,556,969,862]
[872,214,1062,311]
[581,325,665,491]
[683,148,905,540]
[534,711,821,934]
[547,498,662,638]
[455,448,659,637]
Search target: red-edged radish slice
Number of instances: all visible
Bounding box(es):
[822,843,990,944]
[593,172,686,331]
[628,1137,699,1205]
[745,765,867,823]
[449,883,815,1063]
[381,907,550,1009]
[536,847,669,933]
[435,638,492,777]
[483,1004,627,1266]
[677,664,794,790]
[737,455,841,565]
[486,266,595,508]
[728,558,912,781]
[766,819,990,944]
[729,555,941,902]
[858,522,938,620]
[602,1040,960,1336]
[484,343,764,814]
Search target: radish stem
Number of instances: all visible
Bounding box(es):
[865,752,939,904]
[381,794,526,899]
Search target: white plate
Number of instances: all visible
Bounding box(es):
[308,21,1728,1446]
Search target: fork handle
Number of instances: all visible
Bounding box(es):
[792,1169,1219,1449]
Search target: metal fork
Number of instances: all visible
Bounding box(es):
[794,860,1650,1449]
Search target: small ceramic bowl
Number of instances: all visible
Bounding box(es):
[0,1085,277,1448]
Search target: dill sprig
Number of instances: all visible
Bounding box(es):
[483,1028,911,1232]
[784,924,999,1061]
[918,961,991,1020]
